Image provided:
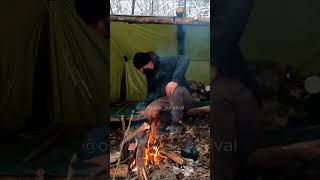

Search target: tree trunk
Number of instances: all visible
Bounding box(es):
[183,0,187,17]
[131,0,136,15]
[151,0,154,16]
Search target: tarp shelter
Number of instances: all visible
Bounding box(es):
[0,0,107,177]
[110,21,210,103]
[241,0,320,75]
[239,0,320,148]
[0,0,107,132]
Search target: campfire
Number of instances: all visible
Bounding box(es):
[111,115,187,180]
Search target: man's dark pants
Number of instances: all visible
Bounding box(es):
[143,87,192,130]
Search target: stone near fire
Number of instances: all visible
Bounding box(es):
[181,143,199,160]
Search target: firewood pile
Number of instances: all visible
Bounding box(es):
[188,81,210,102]
[248,60,320,130]
[110,112,210,179]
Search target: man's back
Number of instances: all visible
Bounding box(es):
[145,56,190,101]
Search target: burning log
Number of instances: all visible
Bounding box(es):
[136,129,150,180]
[160,150,186,166]
[118,114,186,179]
[128,116,164,180]
[123,122,151,146]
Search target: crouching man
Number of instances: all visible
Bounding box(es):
[133,52,192,134]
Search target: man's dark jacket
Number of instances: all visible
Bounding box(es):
[136,55,190,110]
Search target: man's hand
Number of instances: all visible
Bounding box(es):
[166,81,178,96]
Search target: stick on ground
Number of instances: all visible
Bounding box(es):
[113,112,134,180]
[160,150,186,166]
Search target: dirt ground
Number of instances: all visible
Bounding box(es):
[110,112,210,180]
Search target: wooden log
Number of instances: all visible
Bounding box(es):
[160,150,186,166]
[110,15,210,25]
[122,122,151,146]
[252,139,320,170]
[110,152,120,164]
[110,164,129,178]
[187,106,210,115]
[136,130,150,180]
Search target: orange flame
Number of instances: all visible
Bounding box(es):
[144,119,164,166]
[130,119,165,171]
[144,140,163,166]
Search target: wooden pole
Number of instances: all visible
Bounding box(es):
[151,0,154,16]
[131,0,136,15]
[176,7,185,55]
[110,15,210,25]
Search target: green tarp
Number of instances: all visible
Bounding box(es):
[0,0,48,131]
[0,0,107,132]
[110,22,210,102]
[49,0,107,130]
[241,0,320,75]
[0,0,107,175]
